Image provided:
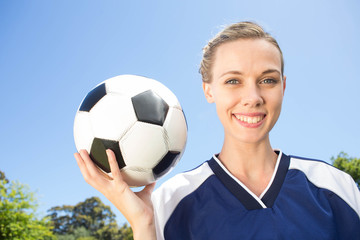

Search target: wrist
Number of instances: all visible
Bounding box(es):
[132,220,156,240]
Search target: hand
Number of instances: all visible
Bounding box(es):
[74,149,156,240]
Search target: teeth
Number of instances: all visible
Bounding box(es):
[235,115,264,124]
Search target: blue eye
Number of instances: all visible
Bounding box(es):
[226,79,239,84]
[261,78,277,84]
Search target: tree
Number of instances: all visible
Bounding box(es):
[0,170,8,183]
[332,152,360,186]
[0,171,54,240]
[48,197,132,240]
[72,197,116,235]
[47,205,75,235]
[118,223,133,240]
[55,227,95,240]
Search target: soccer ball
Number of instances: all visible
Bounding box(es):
[73,75,187,187]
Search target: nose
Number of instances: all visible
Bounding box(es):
[241,84,263,107]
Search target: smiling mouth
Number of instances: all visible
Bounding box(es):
[234,114,265,124]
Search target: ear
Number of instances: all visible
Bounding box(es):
[202,82,214,103]
[282,75,287,96]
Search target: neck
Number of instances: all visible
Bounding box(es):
[217,136,278,196]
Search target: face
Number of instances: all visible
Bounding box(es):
[203,39,286,144]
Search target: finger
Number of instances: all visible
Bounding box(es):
[74,152,90,179]
[78,149,112,184]
[74,151,97,186]
[79,149,101,177]
[106,149,123,181]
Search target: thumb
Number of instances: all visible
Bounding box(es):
[143,182,156,195]
[136,182,156,200]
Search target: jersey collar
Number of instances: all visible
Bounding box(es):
[208,150,290,210]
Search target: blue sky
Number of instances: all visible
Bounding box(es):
[1,0,359,225]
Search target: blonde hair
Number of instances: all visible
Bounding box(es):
[200,21,284,83]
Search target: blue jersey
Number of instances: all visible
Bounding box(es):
[152,151,360,240]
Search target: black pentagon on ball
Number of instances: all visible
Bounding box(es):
[131,90,169,126]
[90,138,126,173]
[79,83,107,112]
[153,151,181,179]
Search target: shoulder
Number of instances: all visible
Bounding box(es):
[152,160,214,239]
[288,155,360,217]
[153,160,213,200]
[288,154,355,189]
[152,160,214,210]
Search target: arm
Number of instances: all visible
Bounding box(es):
[74,149,156,240]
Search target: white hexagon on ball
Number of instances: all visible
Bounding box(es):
[120,121,168,169]
[121,168,155,187]
[90,93,137,141]
[73,111,94,152]
[163,107,187,152]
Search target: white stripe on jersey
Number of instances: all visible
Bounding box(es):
[152,162,214,240]
[289,157,360,218]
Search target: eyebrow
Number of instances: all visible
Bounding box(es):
[220,70,243,78]
[220,69,281,78]
[261,69,281,75]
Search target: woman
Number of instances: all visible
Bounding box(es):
[75,22,360,240]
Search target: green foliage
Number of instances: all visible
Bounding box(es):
[73,226,94,239]
[332,152,360,186]
[56,235,76,240]
[55,227,96,240]
[48,197,132,240]
[0,170,133,240]
[0,175,54,240]
[48,205,74,235]
[73,197,116,235]
[118,223,133,240]
[0,170,8,183]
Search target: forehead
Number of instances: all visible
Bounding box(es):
[212,39,282,77]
